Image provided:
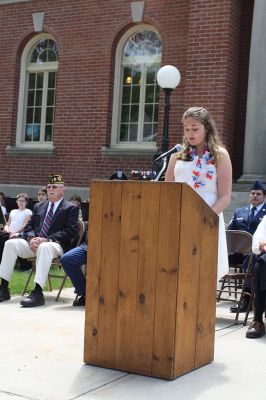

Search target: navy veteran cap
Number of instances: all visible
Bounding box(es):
[109,171,128,180]
[250,180,265,192]
[48,174,64,185]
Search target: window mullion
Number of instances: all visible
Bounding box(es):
[22,72,30,143]
[138,64,146,143]
[117,64,125,144]
[28,63,58,73]
[41,71,48,143]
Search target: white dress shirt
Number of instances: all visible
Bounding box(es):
[252,215,266,254]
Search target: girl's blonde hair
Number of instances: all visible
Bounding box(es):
[178,107,224,161]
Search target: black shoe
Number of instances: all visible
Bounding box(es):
[230,299,249,313]
[246,321,265,339]
[0,286,11,302]
[73,295,85,306]
[20,290,45,307]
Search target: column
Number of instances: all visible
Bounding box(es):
[240,0,266,181]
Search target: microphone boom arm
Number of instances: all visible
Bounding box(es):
[153,156,168,181]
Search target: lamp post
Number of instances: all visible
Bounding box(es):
[157,65,181,153]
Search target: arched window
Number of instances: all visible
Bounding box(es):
[16,35,58,149]
[111,26,162,149]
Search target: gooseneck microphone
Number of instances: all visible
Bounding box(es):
[154,144,184,162]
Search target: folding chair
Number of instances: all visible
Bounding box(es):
[216,230,254,324]
[234,254,255,325]
[22,219,85,301]
[51,220,86,301]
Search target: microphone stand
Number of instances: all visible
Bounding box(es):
[152,156,168,181]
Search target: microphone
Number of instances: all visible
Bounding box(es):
[154,144,184,162]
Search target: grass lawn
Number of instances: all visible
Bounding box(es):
[9,264,73,296]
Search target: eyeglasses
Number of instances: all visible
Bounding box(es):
[47,185,60,190]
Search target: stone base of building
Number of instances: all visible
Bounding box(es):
[238,174,266,184]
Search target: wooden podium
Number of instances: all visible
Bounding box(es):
[84,180,218,379]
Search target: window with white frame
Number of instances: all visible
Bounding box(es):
[111,27,162,148]
[16,35,58,148]
[0,0,31,4]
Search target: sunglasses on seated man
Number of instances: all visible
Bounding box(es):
[47,184,64,190]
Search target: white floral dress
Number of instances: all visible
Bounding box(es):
[174,150,228,281]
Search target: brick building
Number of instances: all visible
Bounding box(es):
[0,0,257,199]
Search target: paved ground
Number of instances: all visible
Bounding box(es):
[0,288,265,400]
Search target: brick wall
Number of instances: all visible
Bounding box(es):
[0,0,253,189]
[183,0,241,149]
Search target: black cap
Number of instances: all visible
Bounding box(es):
[109,171,128,180]
[250,180,266,193]
[48,174,64,185]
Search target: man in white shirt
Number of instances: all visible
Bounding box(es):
[246,215,266,338]
[227,180,266,313]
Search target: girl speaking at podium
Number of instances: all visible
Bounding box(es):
[165,107,232,280]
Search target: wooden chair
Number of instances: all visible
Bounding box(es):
[21,219,85,301]
[216,230,254,324]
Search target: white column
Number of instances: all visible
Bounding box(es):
[240,0,266,181]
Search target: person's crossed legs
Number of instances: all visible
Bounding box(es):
[60,245,87,306]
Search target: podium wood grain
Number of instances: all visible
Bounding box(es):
[84,181,218,379]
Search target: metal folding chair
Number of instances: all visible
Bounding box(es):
[216,230,254,324]
[21,219,85,301]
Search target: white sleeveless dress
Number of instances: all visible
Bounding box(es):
[174,153,228,281]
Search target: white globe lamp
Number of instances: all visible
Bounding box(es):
[157,65,181,89]
[156,65,181,153]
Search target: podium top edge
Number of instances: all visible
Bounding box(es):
[90,181,218,220]
[90,180,185,184]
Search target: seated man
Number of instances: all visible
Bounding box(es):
[0,192,7,217]
[60,233,87,307]
[246,215,266,338]
[70,194,83,220]
[37,187,48,203]
[0,174,79,307]
[227,180,266,313]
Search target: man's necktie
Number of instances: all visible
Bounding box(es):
[39,203,54,238]
[249,206,257,223]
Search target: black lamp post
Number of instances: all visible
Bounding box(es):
[157,65,181,153]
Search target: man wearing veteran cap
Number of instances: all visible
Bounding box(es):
[227,179,266,313]
[0,174,79,307]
